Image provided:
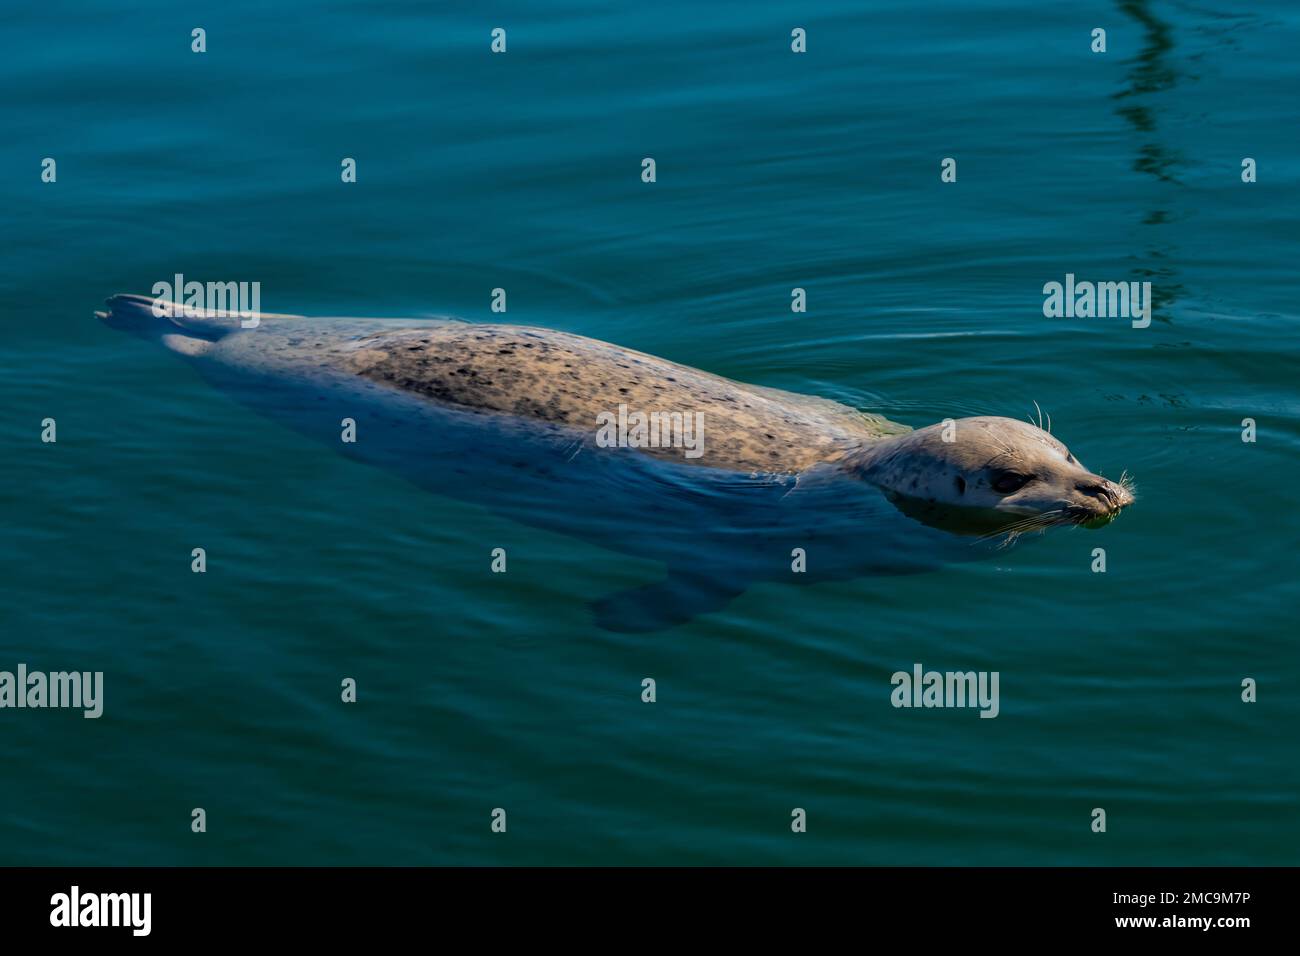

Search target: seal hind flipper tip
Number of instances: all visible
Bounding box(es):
[105,293,161,311]
[101,293,170,320]
[98,293,166,330]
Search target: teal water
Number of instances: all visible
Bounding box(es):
[2,0,1297,865]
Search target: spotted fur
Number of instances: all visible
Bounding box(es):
[341,323,907,473]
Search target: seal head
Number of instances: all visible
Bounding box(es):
[850,416,1134,535]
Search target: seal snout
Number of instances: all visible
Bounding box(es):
[1072,474,1134,519]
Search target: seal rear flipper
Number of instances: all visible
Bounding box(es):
[590,570,748,633]
[97,292,303,338]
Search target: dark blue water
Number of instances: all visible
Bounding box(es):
[2,0,1297,864]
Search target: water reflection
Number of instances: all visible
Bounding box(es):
[1113,0,1186,320]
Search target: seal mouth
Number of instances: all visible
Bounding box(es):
[1070,504,1125,529]
[1079,511,1119,529]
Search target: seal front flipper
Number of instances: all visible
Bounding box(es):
[590,570,749,633]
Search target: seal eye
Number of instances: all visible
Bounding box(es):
[1066,452,1077,465]
[954,476,966,495]
[992,471,1032,494]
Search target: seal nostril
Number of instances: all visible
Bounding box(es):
[954,476,966,495]
[1077,480,1124,508]
[1073,482,1113,510]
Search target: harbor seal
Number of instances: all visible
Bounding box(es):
[96,293,1134,627]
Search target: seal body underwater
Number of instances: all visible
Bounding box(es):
[97,294,1134,629]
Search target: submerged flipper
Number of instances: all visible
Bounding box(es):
[590,570,749,632]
